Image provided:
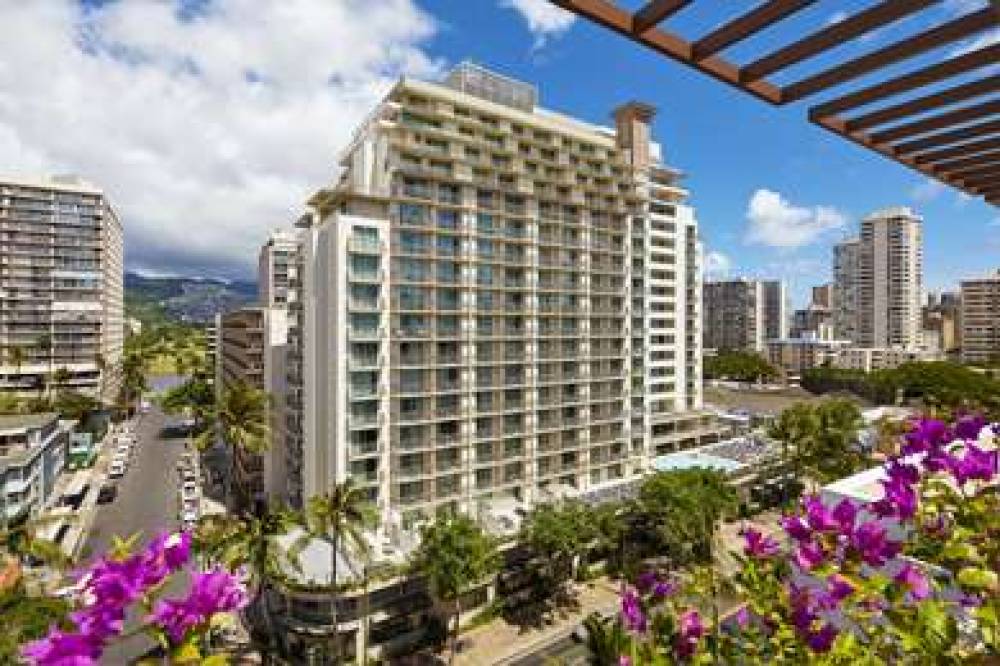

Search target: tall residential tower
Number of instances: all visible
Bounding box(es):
[292,64,711,522]
[703,278,786,353]
[858,207,923,348]
[0,176,124,402]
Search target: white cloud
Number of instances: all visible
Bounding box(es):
[910,178,947,203]
[0,0,441,278]
[703,250,732,279]
[501,0,575,46]
[825,11,848,26]
[744,189,847,249]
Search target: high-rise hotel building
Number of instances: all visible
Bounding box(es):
[703,278,786,353]
[292,65,709,522]
[0,176,123,402]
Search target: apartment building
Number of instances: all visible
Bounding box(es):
[703,278,786,353]
[833,238,860,342]
[960,270,1000,365]
[834,346,941,372]
[0,176,124,402]
[857,207,923,348]
[292,64,709,523]
[0,413,71,523]
[258,229,299,308]
[812,283,833,309]
[766,337,850,376]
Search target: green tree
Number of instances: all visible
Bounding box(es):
[52,367,71,393]
[705,351,779,383]
[768,402,819,497]
[304,479,377,661]
[770,399,864,488]
[5,345,26,392]
[205,380,270,455]
[33,334,52,397]
[582,612,629,666]
[411,513,500,665]
[518,500,594,599]
[0,589,70,664]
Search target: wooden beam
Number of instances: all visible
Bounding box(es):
[947,163,1000,181]
[741,0,937,83]
[844,75,1000,132]
[931,150,1000,174]
[551,0,782,103]
[692,0,815,60]
[783,8,998,103]
[869,99,1000,144]
[633,0,692,34]
[809,43,1000,118]
[893,119,1000,155]
[914,137,1000,165]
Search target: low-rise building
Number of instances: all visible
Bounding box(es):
[766,337,850,376]
[0,413,72,523]
[833,346,942,373]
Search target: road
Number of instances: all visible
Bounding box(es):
[83,404,191,662]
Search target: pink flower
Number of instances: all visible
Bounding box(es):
[619,587,646,633]
[21,629,101,666]
[794,540,825,571]
[803,495,838,533]
[742,527,781,559]
[851,521,901,567]
[830,499,857,533]
[780,514,811,542]
[673,609,704,659]
[147,568,248,645]
[895,562,931,601]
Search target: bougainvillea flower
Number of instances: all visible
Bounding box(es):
[903,418,952,455]
[894,562,931,601]
[620,587,647,633]
[873,476,918,520]
[742,527,781,559]
[951,443,998,485]
[673,609,705,659]
[652,579,679,598]
[830,499,857,533]
[22,629,102,666]
[803,495,839,533]
[851,521,901,567]
[954,414,987,441]
[780,514,812,542]
[806,623,838,652]
[794,540,825,571]
[148,568,248,645]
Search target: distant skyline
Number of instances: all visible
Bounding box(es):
[1,0,997,307]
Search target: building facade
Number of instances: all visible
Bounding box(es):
[703,278,785,353]
[833,238,860,342]
[857,207,923,348]
[0,413,71,523]
[292,64,708,523]
[834,346,941,373]
[766,337,850,376]
[258,229,299,309]
[960,270,1000,365]
[0,176,124,402]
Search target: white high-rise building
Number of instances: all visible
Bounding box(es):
[858,207,923,349]
[0,176,123,403]
[258,229,299,308]
[291,65,713,522]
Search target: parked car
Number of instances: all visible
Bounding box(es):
[108,460,126,479]
[98,483,118,504]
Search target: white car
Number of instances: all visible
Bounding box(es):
[108,460,126,479]
[116,444,131,458]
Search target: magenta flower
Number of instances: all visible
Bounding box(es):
[733,605,751,629]
[148,568,248,645]
[830,499,857,533]
[21,629,101,666]
[818,574,855,609]
[851,521,901,567]
[903,418,952,455]
[873,475,918,520]
[673,609,705,659]
[806,623,838,652]
[742,527,781,559]
[895,562,931,601]
[794,540,825,571]
[618,657,631,666]
[803,495,839,533]
[635,570,658,592]
[951,443,997,485]
[652,579,679,598]
[619,587,647,633]
[954,414,986,441]
[780,514,812,542]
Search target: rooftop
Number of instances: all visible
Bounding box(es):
[0,413,59,434]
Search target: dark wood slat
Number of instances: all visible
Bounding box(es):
[914,137,1000,164]
[932,150,1000,173]
[810,43,1000,118]
[692,0,815,59]
[633,0,692,34]
[783,8,998,103]
[893,119,1000,155]
[869,99,1000,144]
[741,0,937,83]
[551,0,782,103]
[845,76,1000,131]
[949,163,1000,180]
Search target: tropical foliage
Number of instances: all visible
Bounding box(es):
[0,590,70,664]
[591,414,999,664]
[769,399,865,487]
[411,513,501,664]
[704,351,779,383]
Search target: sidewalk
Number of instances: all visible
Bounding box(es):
[455,577,620,666]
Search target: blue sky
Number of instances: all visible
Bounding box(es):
[430,1,999,306]
[1,0,996,306]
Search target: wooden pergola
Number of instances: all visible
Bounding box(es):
[550,0,1000,206]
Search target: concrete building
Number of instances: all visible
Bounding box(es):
[791,305,833,341]
[0,176,124,403]
[0,413,71,523]
[812,283,833,309]
[960,270,1000,365]
[834,346,941,373]
[833,238,861,342]
[766,337,850,376]
[291,63,713,524]
[857,207,923,348]
[258,229,299,309]
[703,278,786,353]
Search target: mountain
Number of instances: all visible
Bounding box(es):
[125,272,257,325]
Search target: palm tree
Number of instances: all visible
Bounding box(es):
[769,402,819,500]
[304,478,377,662]
[33,334,52,398]
[52,367,71,395]
[583,612,628,666]
[5,345,26,393]
[1,513,74,572]
[207,381,270,455]
[411,513,500,665]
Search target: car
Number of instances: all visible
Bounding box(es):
[108,460,126,479]
[97,483,118,504]
[116,445,131,458]
[181,508,198,523]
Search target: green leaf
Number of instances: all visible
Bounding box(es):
[957,567,998,591]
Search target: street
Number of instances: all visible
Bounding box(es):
[83,404,191,662]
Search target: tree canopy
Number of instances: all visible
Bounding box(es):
[704,351,779,383]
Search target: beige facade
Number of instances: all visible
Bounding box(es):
[960,270,1000,365]
[258,229,298,308]
[834,346,941,373]
[832,238,860,342]
[766,338,849,375]
[0,176,123,403]
[292,64,706,523]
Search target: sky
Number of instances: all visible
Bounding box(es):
[0,0,997,307]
